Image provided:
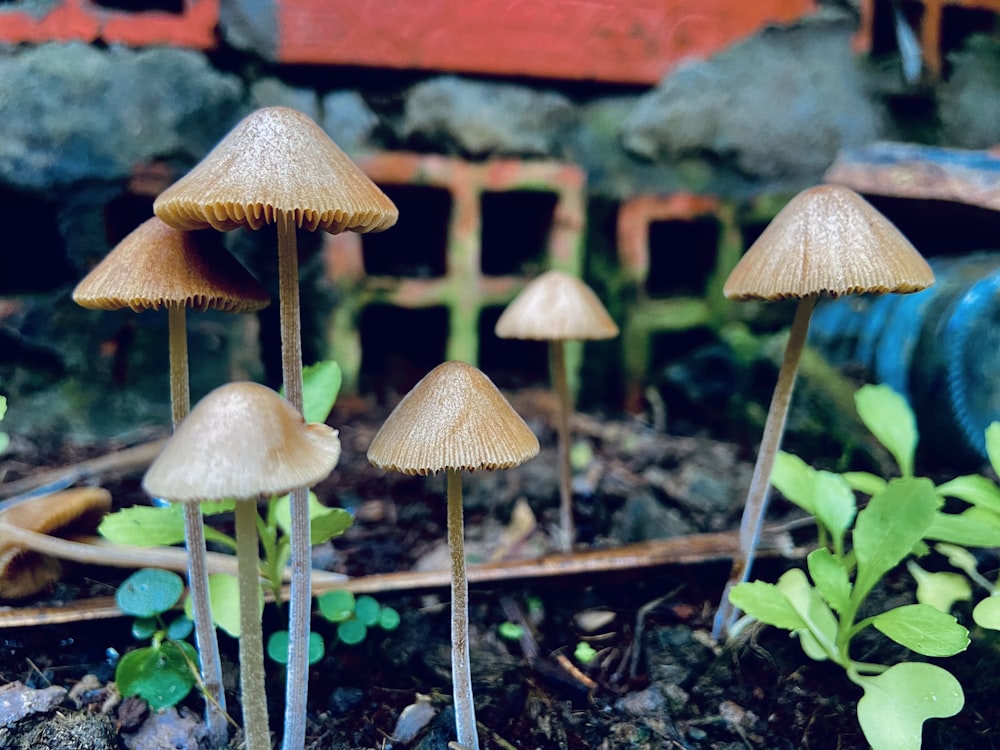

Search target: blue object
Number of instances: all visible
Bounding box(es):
[810,253,1000,461]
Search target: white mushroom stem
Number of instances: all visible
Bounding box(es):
[447,468,480,750]
[713,294,818,640]
[550,340,575,552]
[168,305,228,746]
[275,210,313,750]
[236,499,270,750]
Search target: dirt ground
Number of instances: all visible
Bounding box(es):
[0,390,998,750]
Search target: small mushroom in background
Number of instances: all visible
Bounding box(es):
[0,487,111,600]
[495,269,619,552]
[73,216,269,745]
[143,381,341,750]
[153,106,397,750]
[712,185,935,640]
[368,361,539,750]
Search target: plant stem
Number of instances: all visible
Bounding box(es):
[275,210,312,750]
[236,499,270,750]
[551,340,574,553]
[169,305,227,747]
[447,468,480,750]
[713,295,818,639]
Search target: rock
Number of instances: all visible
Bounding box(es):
[322,91,380,154]
[0,681,67,727]
[621,13,886,181]
[250,78,321,121]
[121,706,205,750]
[940,35,1000,149]
[400,76,576,158]
[219,0,278,60]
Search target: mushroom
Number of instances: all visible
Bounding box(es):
[0,487,111,600]
[712,185,934,639]
[153,106,397,749]
[73,216,268,744]
[495,269,618,551]
[368,361,539,750]
[143,381,341,750]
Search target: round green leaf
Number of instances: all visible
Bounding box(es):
[116,569,184,618]
[378,607,401,631]
[497,621,522,641]
[870,604,969,657]
[131,617,158,641]
[115,642,198,711]
[354,596,380,626]
[269,631,325,665]
[338,619,367,645]
[167,615,194,641]
[318,590,355,623]
[973,595,1000,631]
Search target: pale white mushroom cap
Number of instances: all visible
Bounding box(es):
[724,185,934,300]
[367,361,539,476]
[495,270,619,340]
[143,381,341,502]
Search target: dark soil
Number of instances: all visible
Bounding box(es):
[2,390,999,750]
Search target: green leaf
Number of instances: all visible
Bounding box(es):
[0,395,6,421]
[854,662,963,750]
[973,596,1000,631]
[853,478,940,602]
[771,451,817,515]
[267,630,325,665]
[842,471,888,496]
[187,574,243,638]
[99,505,187,547]
[807,548,852,613]
[854,384,918,477]
[775,568,840,662]
[728,580,807,632]
[378,607,400,631]
[301,360,342,424]
[115,641,198,711]
[925,507,1000,548]
[200,500,236,516]
[497,621,523,641]
[116,569,184,618]
[986,422,1000,479]
[936,474,1000,514]
[870,604,969,656]
[906,560,972,613]
[811,471,857,552]
[354,595,380,626]
[309,508,353,545]
[574,641,598,665]
[131,617,158,641]
[338,619,367,645]
[318,590,355,623]
[166,615,194,641]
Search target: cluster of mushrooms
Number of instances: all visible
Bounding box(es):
[61,103,936,750]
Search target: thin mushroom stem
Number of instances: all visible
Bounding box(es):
[168,305,228,747]
[712,294,818,640]
[550,340,575,552]
[275,210,312,750]
[236,499,270,750]
[447,468,480,750]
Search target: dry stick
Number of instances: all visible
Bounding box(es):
[447,468,480,750]
[276,210,312,750]
[712,295,817,640]
[169,306,229,747]
[550,340,575,552]
[236,499,270,750]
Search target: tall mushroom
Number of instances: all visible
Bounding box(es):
[73,216,269,744]
[712,185,934,639]
[367,361,539,750]
[143,382,341,750]
[152,105,397,750]
[494,269,618,551]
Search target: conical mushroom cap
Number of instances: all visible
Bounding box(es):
[723,185,934,301]
[495,270,619,341]
[368,361,539,476]
[73,217,270,313]
[143,381,341,502]
[153,106,398,234]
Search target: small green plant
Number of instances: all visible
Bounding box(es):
[115,568,203,711]
[0,395,9,455]
[574,641,598,665]
[315,590,400,646]
[730,384,971,750]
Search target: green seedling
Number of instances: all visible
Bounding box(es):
[731,384,970,750]
[115,568,203,711]
[574,641,598,665]
[0,395,9,455]
[315,590,400,648]
[497,622,524,641]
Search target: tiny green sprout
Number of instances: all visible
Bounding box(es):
[115,568,202,711]
[0,395,9,455]
[574,641,598,665]
[312,589,400,652]
[497,622,524,641]
[266,630,325,666]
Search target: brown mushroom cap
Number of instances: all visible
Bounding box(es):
[723,185,935,301]
[0,487,112,600]
[72,217,270,313]
[153,106,398,234]
[143,381,341,502]
[367,361,539,476]
[495,270,619,341]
